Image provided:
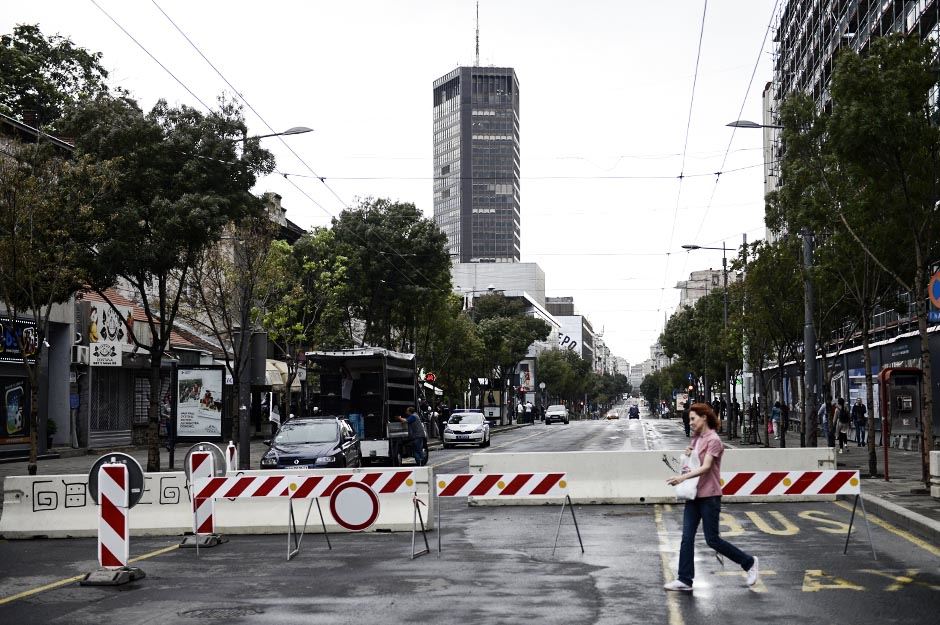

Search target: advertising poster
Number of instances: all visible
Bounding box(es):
[89,304,133,366]
[176,366,224,439]
[0,317,38,364]
[2,377,30,444]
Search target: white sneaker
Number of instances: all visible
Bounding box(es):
[663,580,693,592]
[746,557,759,586]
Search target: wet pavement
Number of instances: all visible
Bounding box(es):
[0,415,937,624]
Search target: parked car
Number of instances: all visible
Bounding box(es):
[260,417,361,469]
[544,404,569,425]
[443,411,490,448]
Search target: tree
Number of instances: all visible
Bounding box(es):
[472,293,551,416]
[0,24,111,126]
[824,36,940,483]
[63,96,274,471]
[181,200,279,453]
[330,198,451,350]
[260,229,351,417]
[416,295,484,404]
[0,141,110,474]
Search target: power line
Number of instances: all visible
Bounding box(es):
[147,0,442,293]
[658,0,709,314]
[683,0,781,274]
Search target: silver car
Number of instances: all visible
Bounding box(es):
[545,404,569,425]
[443,412,491,448]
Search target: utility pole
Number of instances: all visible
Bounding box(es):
[802,228,818,448]
[722,243,731,439]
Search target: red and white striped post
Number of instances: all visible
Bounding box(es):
[97,463,129,568]
[190,451,217,538]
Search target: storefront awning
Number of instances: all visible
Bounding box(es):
[267,359,302,392]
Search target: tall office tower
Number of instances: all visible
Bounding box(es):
[433,65,521,263]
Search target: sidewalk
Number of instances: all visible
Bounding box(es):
[719,421,940,545]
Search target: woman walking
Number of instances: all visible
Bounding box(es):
[665,403,759,592]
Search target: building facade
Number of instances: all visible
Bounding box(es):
[433,66,521,263]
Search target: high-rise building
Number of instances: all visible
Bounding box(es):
[433,66,521,263]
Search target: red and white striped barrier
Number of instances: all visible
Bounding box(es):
[720,470,861,497]
[436,472,568,498]
[194,470,418,501]
[190,451,216,535]
[97,463,129,568]
[225,441,237,473]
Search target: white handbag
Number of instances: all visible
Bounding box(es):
[675,442,701,501]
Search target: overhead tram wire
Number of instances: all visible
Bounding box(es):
[658,0,709,314]
[147,0,442,293]
[680,0,781,280]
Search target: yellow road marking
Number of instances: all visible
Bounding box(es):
[860,568,940,592]
[716,569,777,593]
[0,544,179,606]
[744,511,800,536]
[832,500,940,557]
[654,505,684,625]
[802,569,865,592]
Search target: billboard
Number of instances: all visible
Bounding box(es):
[176,366,224,440]
[88,303,133,366]
[2,377,30,444]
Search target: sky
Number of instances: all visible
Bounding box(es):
[2,0,778,365]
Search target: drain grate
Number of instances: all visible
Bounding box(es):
[179,607,264,619]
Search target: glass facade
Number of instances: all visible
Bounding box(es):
[433,66,520,263]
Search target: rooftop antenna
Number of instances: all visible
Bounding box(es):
[475,1,480,66]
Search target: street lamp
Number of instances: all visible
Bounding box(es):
[234,124,311,470]
[725,120,783,130]
[682,243,732,437]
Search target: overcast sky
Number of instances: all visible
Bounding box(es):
[2,0,778,365]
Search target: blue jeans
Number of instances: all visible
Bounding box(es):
[348,413,364,439]
[856,424,866,445]
[678,496,754,586]
[411,437,427,466]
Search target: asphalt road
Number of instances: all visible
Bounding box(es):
[1,416,937,625]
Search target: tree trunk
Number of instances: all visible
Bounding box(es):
[778,354,787,449]
[808,345,819,448]
[914,270,933,485]
[27,366,39,475]
[761,368,770,448]
[862,311,878,476]
[147,354,161,472]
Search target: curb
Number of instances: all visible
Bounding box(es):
[841,491,940,546]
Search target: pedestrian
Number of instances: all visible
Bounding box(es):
[396,406,428,466]
[437,403,449,441]
[835,398,850,453]
[516,401,524,424]
[681,402,691,437]
[525,400,534,423]
[771,401,782,439]
[818,400,830,445]
[851,398,867,446]
[664,402,759,592]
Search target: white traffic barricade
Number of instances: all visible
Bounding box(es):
[193,469,423,560]
[225,441,237,473]
[436,472,582,555]
[718,469,875,559]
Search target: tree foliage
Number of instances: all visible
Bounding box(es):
[0,24,111,126]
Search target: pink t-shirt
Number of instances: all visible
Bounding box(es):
[691,429,724,498]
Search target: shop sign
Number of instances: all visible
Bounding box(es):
[88,304,133,366]
[0,317,38,364]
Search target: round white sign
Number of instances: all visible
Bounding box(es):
[329,481,380,531]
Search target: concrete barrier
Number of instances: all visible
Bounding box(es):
[930,451,940,500]
[467,448,836,505]
[0,467,432,539]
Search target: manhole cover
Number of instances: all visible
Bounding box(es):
[179,607,264,619]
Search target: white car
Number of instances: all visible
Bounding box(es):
[443,412,491,448]
[545,404,569,425]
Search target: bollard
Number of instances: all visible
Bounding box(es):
[81,460,145,586]
[180,450,225,548]
[225,441,237,474]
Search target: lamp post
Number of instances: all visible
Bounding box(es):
[729,119,817,448]
[234,126,312,470]
[682,243,732,437]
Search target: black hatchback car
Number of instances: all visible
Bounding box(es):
[260,417,361,469]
